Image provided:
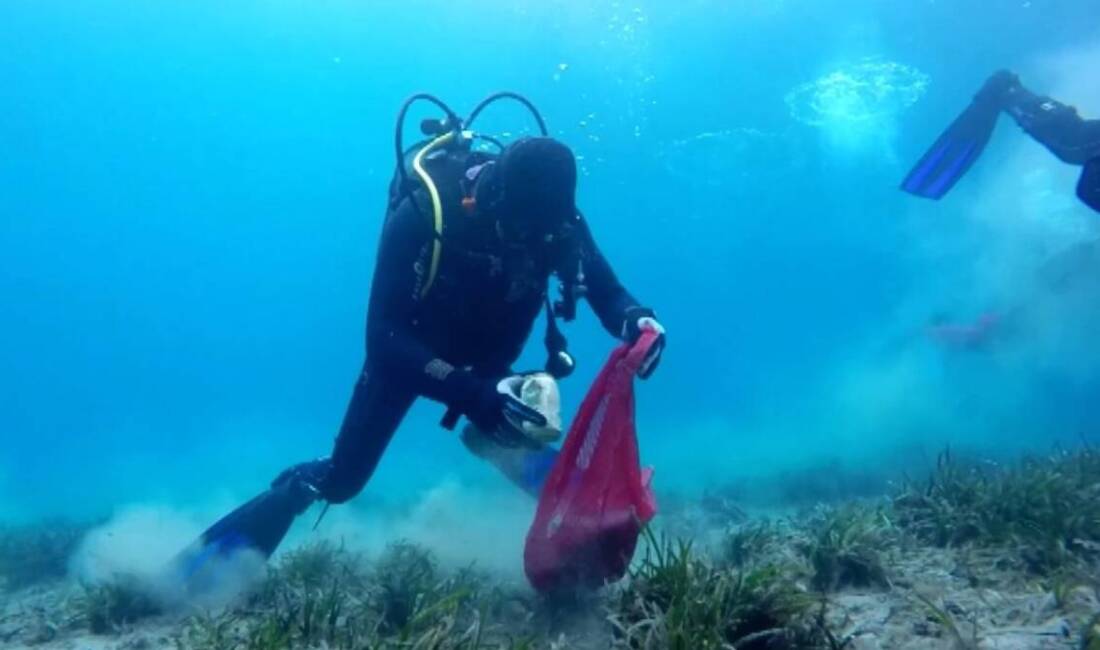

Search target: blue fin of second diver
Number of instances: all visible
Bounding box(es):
[901,99,1002,200]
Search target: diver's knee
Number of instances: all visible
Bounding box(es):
[318,474,366,505]
[313,458,373,505]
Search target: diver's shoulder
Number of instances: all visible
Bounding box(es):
[384,194,435,235]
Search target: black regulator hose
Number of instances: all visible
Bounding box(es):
[393,93,461,195]
[466,91,550,137]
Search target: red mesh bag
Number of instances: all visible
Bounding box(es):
[523,330,659,593]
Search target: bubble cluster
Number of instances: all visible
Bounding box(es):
[785,59,930,127]
[660,127,807,193]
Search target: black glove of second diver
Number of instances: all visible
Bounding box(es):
[460,376,548,449]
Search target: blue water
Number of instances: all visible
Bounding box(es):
[3,0,1099,523]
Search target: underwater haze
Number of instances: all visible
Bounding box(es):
[3,0,1100,566]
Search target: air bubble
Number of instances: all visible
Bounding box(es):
[785,58,930,127]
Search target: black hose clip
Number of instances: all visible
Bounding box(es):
[554,278,586,322]
[419,117,453,136]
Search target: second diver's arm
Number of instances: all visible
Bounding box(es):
[563,214,655,339]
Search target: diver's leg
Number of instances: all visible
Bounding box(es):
[320,364,417,504]
[1001,79,1100,165]
[171,365,414,586]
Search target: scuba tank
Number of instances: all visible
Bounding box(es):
[386,92,586,427]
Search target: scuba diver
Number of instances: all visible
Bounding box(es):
[903,71,1100,350]
[172,93,666,583]
[925,238,1100,350]
[902,69,1100,213]
[925,311,1003,351]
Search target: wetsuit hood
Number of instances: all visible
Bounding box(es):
[476,137,577,243]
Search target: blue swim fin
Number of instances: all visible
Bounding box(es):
[901,99,1002,200]
[167,482,314,596]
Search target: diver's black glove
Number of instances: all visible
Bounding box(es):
[622,306,666,380]
[975,69,1022,108]
[461,376,548,449]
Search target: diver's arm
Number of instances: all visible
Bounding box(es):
[566,214,654,338]
[365,200,490,407]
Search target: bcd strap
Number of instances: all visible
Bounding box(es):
[544,296,575,379]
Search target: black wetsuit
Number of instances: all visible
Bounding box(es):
[1005,85,1100,212]
[317,153,645,504]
